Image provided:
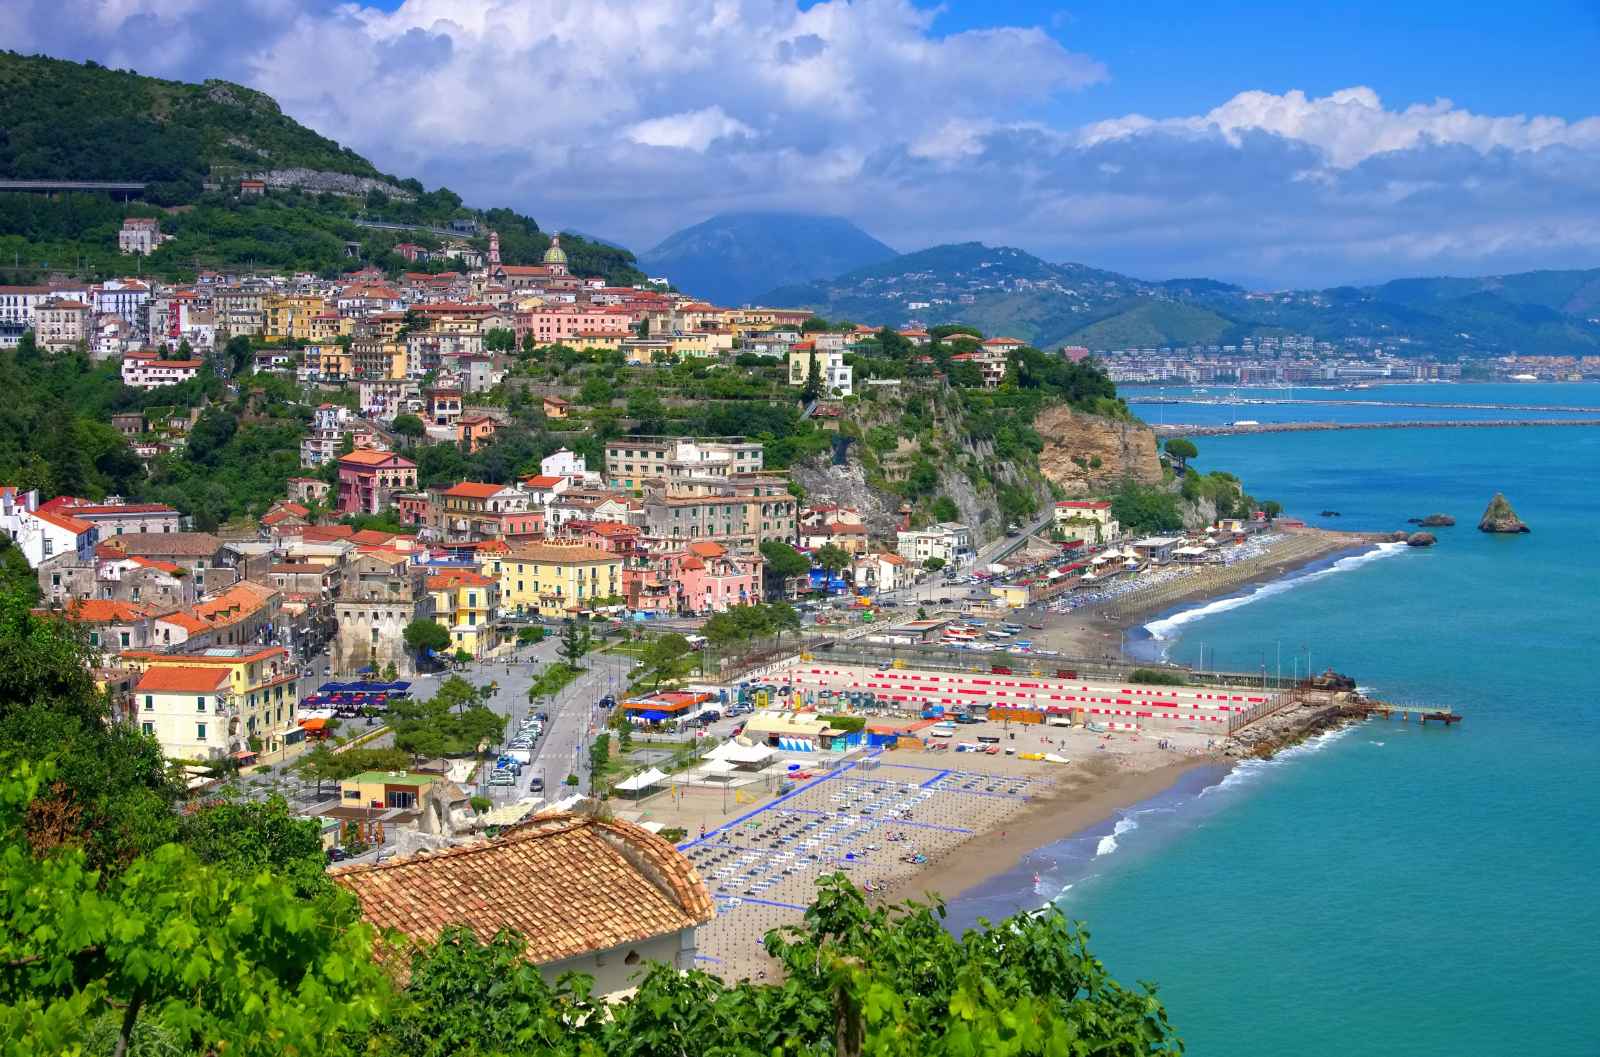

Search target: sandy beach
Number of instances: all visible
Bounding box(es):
[1036,528,1378,661]
[626,528,1380,983]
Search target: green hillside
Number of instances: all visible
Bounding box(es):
[0,53,644,285]
[0,51,386,202]
[1063,300,1233,348]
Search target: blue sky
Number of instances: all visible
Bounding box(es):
[925,2,1600,122]
[5,0,1600,287]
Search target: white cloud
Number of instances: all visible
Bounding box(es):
[626,106,754,151]
[1082,86,1600,167]
[4,2,1600,285]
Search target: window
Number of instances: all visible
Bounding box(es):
[120,631,130,647]
[196,696,206,712]
[141,722,153,736]
[144,695,153,711]
[385,789,417,809]
[196,723,207,740]
[344,789,361,800]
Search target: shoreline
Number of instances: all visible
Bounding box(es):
[876,530,1385,918]
[1037,529,1380,664]
[873,755,1222,911]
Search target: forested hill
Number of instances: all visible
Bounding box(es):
[0,52,644,285]
[766,240,1600,358]
[0,51,387,200]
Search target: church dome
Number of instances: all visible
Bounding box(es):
[542,235,568,267]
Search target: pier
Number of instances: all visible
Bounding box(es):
[1359,701,1462,725]
[1151,418,1600,437]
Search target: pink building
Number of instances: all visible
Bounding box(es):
[514,305,632,347]
[336,450,418,515]
[663,541,762,615]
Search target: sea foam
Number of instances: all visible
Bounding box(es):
[1094,816,1140,857]
[1143,540,1408,645]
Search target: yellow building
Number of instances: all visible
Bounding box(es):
[265,294,329,342]
[427,569,502,658]
[303,343,353,382]
[125,645,303,761]
[339,770,436,810]
[309,313,353,343]
[499,542,622,617]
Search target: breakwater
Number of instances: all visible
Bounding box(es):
[1133,396,1600,413]
[1152,418,1600,436]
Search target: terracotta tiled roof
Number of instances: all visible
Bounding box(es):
[153,610,210,634]
[427,570,495,589]
[505,543,616,564]
[59,599,155,623]
[31,508,96,534]
[339,449,414,468]
[441,481,504,499]
[112,532,223,557]
[128,556,183,575]
[134,666,230,694]
[686,541,726,558]
[332,813,712,972]
[301,525,356,542]
[522,475,563,489]
[350,529,402,546]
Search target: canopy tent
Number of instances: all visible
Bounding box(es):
[706,741,775,767]
[614,767,668,798]
[696,759,738,781]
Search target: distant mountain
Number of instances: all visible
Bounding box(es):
[639,212,896,306]
[765,242,1600,357]
[0,52,644,285]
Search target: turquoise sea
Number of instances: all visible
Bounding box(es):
[949,384,1600,1056]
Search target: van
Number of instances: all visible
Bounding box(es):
[929,729,953,739]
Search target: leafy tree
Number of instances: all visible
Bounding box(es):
[1111,480,1184,535]
[0,592,181,870]
[924,556,946,571]
[453,648,473,666]
[588,732,611,798]
[391,413,425,443]
[929,494,960,522]
[801,348,822,403]
[558,618,591,668]
[176,792,334,899]
[483,327,517,352]
[387,676,505,757]
[0,760,388,1057]
[638,633,695,692]
[626,390,667,434]
[516,626,545,646]
[759,539,810,598]
[814,543,852,577]
[403,617,450,659]
[1164,436,1198,472]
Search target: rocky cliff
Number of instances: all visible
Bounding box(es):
[1034,405,1163,496]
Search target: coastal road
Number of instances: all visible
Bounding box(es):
[387,638,636,801]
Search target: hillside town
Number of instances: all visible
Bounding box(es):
[0,213,1326,1000]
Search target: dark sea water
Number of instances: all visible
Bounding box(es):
[947,384,1600,1056]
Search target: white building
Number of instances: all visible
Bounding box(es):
[1053,500,1120,544]
[121,357,205,389]
[540,447,591,484]
[119,217,163,256]
[92,280,152,331]
[12,506,99,568]
[787,345,853,398]
[895,522,972,566]
[0,285,52,328]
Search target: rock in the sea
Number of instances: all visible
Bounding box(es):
[1320,509,1341,517]
[1419,513,1456,527]
[1389,530,1410,542]
[1406,532,1436,547]
[1478,492,1530,533]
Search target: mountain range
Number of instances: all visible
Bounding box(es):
[762,242,1600,357]
[638,212,896,306]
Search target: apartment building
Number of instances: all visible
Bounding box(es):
[498,542,622,617]
[604,436,765,490]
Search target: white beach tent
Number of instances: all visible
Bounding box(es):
[706,741,776,767]
[614,767,669,798]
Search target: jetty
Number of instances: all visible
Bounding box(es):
[1357,700,1462,725]
[1152,418,1600,437]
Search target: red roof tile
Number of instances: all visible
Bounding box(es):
[331,814,712,974]
[134,666,231,693]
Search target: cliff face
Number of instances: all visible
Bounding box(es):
[1034,405,1163,496]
